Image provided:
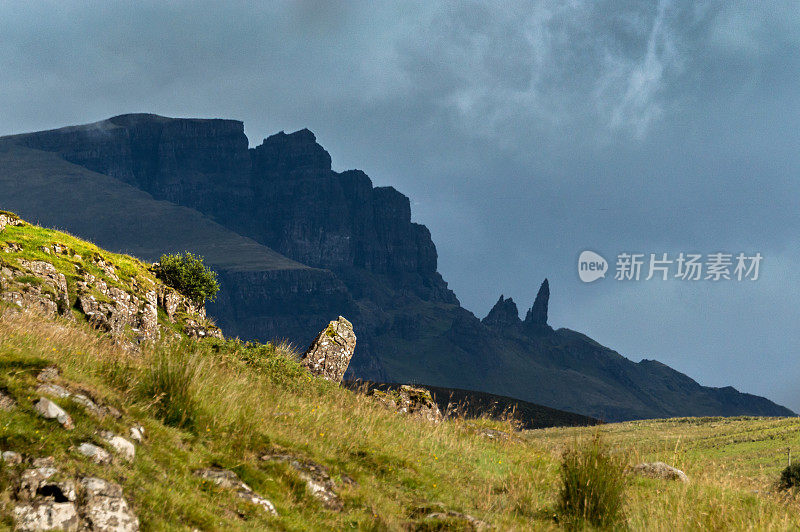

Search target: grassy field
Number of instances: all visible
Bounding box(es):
[1,306,800,530]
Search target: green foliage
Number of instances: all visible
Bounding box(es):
[135,341,205,430]
[155,252,220,306]
[557,432,627,529]
[779,462,800,490]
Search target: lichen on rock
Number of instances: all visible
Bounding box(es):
[300,316,356,382]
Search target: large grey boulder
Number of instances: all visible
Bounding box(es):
[629,462,689,483]
[300,316,356,382]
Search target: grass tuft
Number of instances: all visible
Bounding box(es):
[779,463,800,490]
[136,341,206,430]
[557,431,627,529]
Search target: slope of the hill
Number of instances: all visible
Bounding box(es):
[1,285,800,528]
[0,115,793,422]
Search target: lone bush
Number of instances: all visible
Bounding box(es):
[557,432,627,528]
[154,252,219,306]
[779,463,800,490]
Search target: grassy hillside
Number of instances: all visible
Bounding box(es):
[0,223,799,530]
[3,310,800,530]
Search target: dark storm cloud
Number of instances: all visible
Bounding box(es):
[2,1,799,408]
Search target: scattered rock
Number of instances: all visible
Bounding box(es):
[36,383,71,398]
[13,501,80,531]
[76,443,111,465]
[2,242,23,253]
[81,477,140,532]
[300,316,356,382]
[629,462,689,483]
[0,212,22,232]
[36,366,60,382]
[36,382,115,419]
[2,450,22,464]
[412,503,491,530]
[100,432,135,462]
[33,397,74,430]
[370,385,443,424]
[0,388,17,411]
[70,393,106,417]
[183,317,224,339]
[477,428,511,441]
[129,425,145,443]
[194,468,277,516]
[262,454,349,511]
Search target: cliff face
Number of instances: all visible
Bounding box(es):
[2,114,793,421]
[11,117,454,305]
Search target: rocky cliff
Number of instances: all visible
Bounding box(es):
[1,114,793,421]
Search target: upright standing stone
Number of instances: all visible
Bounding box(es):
[300,316,356,382]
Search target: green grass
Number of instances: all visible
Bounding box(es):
[0,219,153,297]
[2,310,800,530]
[556,432,627,529]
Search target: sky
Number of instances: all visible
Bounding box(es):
[2,1,799,410]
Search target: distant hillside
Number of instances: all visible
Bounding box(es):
[0,114,793,421]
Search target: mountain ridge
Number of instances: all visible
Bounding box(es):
[0,114,793,421]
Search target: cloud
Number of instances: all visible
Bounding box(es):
[0,1,798,410]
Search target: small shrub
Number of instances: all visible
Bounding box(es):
[557,432,627,528]
[154,252,219,306]
[779,463,800,490]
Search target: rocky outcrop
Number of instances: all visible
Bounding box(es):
[370,385,444,424]
[0,211,21,232]
[523,278,550,331]
[262,454,354,511]
[12,457,138,532]
[482,295,521,331]
[81,477,139,532]
[194,468,277,516]
[0,220,220,344]
[301,316,357,382]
